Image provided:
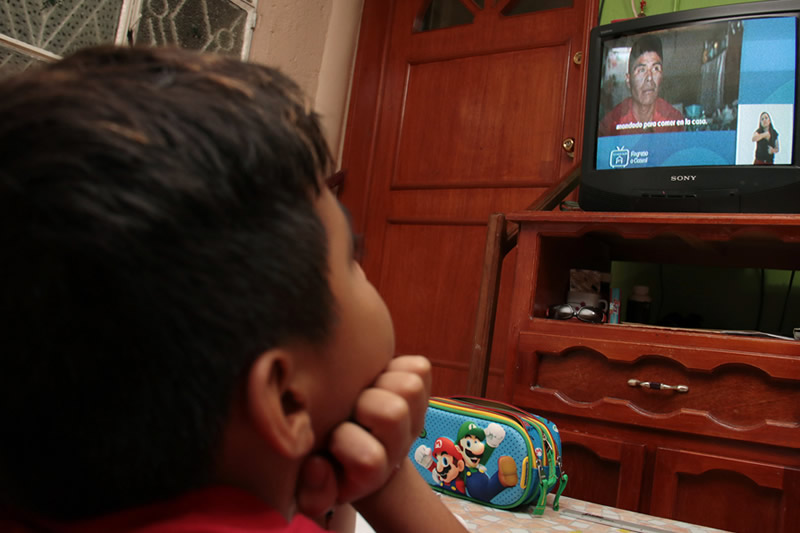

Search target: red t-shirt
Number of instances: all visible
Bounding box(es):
[1,487,328,533]
[598,97,685,137]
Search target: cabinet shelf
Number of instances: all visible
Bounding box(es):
[525,318,800,361]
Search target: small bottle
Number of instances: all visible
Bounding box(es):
[609,288,621,324]
[626,285,652,324]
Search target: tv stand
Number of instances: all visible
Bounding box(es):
[502,210,800,533]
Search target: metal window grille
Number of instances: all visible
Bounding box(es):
[0,0,256,76]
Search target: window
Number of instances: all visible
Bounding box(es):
[0,0,256,77]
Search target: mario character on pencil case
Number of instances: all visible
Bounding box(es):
[455,421,518,502]
[414,437,466,495]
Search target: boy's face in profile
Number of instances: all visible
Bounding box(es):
[307,186,396,441]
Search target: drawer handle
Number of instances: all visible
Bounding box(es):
[627,379,689,393]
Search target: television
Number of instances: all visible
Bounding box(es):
[579,0,799,213]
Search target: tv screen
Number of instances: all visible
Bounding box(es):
[579,0,800,213]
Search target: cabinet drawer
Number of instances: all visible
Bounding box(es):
[511,324,800,448]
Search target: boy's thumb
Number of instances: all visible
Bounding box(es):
[296,454,338,519]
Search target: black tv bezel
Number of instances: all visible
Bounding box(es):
[579,0,800,213]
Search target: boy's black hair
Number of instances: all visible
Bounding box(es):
[0,45,334,520]
[628,34,663,74]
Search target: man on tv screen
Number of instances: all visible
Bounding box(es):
[598,34,685,136]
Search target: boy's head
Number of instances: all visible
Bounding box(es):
[0,46,395,520]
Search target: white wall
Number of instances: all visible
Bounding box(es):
[248,0,363,163]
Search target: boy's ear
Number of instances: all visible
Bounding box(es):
[246,349,315,460]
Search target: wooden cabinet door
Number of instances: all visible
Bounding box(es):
[340,0,597,397]
[651,448,800,533]
[558,428,646,511]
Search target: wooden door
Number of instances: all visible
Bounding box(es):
[340,0,597,397]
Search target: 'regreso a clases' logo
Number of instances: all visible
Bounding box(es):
[610,146,650,168]
[610,146,629,168]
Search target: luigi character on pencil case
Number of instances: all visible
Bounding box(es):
[455,421,518,502]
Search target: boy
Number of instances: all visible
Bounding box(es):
[0,46,466,533]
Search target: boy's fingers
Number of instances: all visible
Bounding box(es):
[296,454,338,519]
[371,370,428,440]
[385,355,432,397]
[352,387,412,468]
[328,421,392,503]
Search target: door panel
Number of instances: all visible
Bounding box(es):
[378,223,485,353]
[379,223,485,391]
[341,0,596,396]
[558,429,646,511]
[388,187,555,220]
[396,46,567,187]
[651,448,800,533]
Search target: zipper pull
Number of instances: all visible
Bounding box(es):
[553,473,569,511]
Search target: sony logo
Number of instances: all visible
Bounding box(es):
[670,175,697,181]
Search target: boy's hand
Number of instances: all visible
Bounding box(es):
[331,355,431,502]
[296,355,431,517]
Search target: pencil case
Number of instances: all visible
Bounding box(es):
[409,396,567,515]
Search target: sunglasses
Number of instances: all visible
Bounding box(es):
[547,304,605,324]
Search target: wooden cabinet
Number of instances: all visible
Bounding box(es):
[501,211,800,533]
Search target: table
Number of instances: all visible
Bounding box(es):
[437,493,730,532]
